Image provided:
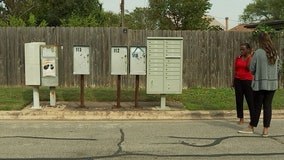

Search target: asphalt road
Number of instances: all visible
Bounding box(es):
[0,119,284,160]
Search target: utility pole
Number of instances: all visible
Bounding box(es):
[120,0,125,27]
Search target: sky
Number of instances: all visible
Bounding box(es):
[99,0,253,29]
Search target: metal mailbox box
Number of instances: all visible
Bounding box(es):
[111,46,128,75]
[130,46,146,75]
[73,45,90,75]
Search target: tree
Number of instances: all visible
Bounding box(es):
[0,13,47,26]
[147,0,212,30]
[125,7,156,30]
[99,11,120,27]
[0,0,34,23]
[0,0,103,26]
[240,0,284,23]
[31,0,103,26]
[60,13,98,27]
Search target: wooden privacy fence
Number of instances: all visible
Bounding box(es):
[0,27,283,88]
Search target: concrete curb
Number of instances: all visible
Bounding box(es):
[0,109,283,120]
[1,101,283,120]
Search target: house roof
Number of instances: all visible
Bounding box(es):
[244,20,284,30]
[230,24,254,31]
[205,15,225,30]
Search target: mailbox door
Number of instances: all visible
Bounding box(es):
[24,42,46,85]
[73,46,90,75]
[164,39,183,94]
[130,46,146,75]
[41,45,59,86]
[146,40,164,94]
[111,46,128,75]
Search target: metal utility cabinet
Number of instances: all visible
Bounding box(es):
[25,42,46,86]
[146,37,183,109]
[24,42,61,108]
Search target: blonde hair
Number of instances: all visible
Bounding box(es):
[258,32,278,64]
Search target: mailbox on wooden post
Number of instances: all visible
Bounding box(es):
[73,45,90,108]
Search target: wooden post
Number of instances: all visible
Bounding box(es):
[120,0,125,27]
[116,75,122,108]
[134,75,139,108]
[80,75,85,108]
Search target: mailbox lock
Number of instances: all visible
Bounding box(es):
[44,64,54,70]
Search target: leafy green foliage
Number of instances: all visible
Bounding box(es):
[0,0,213,29]
[252,24,277,39]
[0,0,103,26]
[147,0,212,30]
[61,13,98,27]
[100,11,120,27]
[0,13,47,26]
[240,0,284,23]
[7,15,26,26]
[125,7,155,30]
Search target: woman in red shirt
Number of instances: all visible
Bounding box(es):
[231,43,254,125]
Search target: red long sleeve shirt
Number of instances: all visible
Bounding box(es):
[234,56,253,80]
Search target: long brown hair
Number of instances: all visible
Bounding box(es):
[258,32,278,64]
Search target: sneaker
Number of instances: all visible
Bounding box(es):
[238,127,254,134]
[262,129,269,137]
[262,133,269,137]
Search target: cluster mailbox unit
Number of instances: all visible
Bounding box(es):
[146,37,183,109]
[24,38,182,110]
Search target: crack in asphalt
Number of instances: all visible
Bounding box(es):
[169,134,284,147]
[112,128,124,156]
[1,130,284,159]
[0,136,97,141]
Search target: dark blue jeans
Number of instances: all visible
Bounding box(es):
[250,90,275,128]
[234,78,254,119]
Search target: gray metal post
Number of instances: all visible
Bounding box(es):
[32,86,41,109]
[160,94,166,109]
[50,86,56,106]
